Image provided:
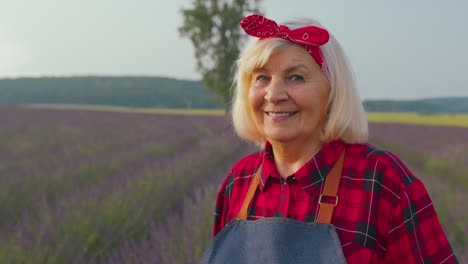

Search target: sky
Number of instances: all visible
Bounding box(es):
[0,0,467,100]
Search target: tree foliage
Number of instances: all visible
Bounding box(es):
[179,0,261,109]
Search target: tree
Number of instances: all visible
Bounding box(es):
[179,0,261,110]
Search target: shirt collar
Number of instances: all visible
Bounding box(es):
[258,139,345,193]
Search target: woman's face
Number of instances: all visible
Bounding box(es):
[248,44,330,146]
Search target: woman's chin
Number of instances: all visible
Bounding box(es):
[264,132,298,144]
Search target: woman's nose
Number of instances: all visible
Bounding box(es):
[264,79,288,103]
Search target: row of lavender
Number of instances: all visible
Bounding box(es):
[0,108,214,224]
[0,108,465,262]
[78,181,220,263]
[0,107,254,263]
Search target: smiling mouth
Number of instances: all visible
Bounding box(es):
[265,112,298,117]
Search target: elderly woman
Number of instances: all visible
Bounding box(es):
[201,14,457,263]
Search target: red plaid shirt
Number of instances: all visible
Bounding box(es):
[213,140,458,263]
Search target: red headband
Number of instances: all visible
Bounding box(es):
[240,14,330,67]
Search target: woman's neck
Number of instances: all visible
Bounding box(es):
[270,138,323,178]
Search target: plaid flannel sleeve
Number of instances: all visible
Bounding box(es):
[385,179,458,263]
[212,171,233,237]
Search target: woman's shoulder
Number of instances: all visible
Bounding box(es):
[346,142,409,165]
[344,142,420,190]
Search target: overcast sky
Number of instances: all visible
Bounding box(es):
[1,0,467,100]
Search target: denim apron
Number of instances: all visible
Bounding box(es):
[201,151,347,264]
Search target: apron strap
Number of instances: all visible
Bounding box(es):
[316,150,345,224]
[237,149,345,223]
[236,166,261,220]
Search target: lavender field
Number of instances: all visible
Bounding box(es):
[0,107,466,263]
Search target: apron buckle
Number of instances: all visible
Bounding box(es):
[318,194,338,206]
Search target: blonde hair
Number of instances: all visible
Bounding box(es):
[231,18,368,146]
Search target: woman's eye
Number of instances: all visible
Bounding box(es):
[255,75,270,82]
[290,75,304,81]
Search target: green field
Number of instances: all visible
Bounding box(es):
[367,112,468,127]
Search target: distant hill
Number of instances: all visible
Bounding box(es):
[0,76,224,109]
[0,76,467,113]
